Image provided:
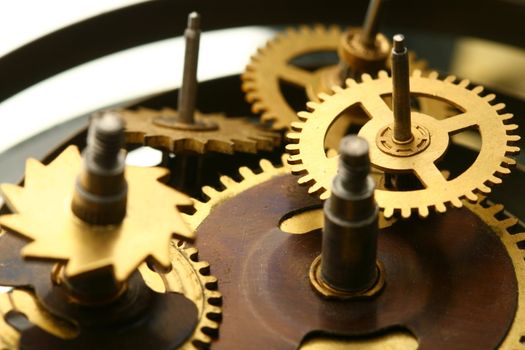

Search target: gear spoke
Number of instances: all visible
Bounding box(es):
[413,163,447,188]
[279,64,314,87]
[439,112,479,134]
[361,95,393,120]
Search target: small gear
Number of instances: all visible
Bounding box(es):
[0,146,194,281]
[0,241,222,350]
[121,107,280,154]
[287,70,520,218]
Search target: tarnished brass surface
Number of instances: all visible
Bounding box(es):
[287,70,520,218]
[121,107,280,154]
[0,146,194,281]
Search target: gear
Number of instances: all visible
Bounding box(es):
[0,241,222,350]
[139,241,222,349]
[242,25,342,130]
[241,25,428,133]
[287,70,520,218]
[184,155,290,230]
[0,146,194,282]
[121,107,280,154]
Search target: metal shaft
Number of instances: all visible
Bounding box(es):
[320,136,379,292]
[391,34,412,143]
[360,0,383,48]
[71,112,128,225]
[177,12,201,125]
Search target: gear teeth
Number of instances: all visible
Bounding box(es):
[506,145,520,154]
[418,206,430,218]
[497,166,511,175]
[503,156,517,166]
[378,70,390,79]
[361,73,373,82]
[238,167,254,180]
[202,186,220,200]
[465,191,478,202]
[290,121,304,131]
[435,202,447,213]
[331,85,344,93]
[219,176,237,188]
[308,182,323,194]
[493,103,506,111]
[297,174,314,185]
[451,198,463,208]
[252,101,266,113]
[286,132,301,143]
[501,217,519,229]
[483,93,496,102]
[383,207,395,219]
[306,101,321,111]
[458,79,470,88]
[427,71,439,79]
[400,207,412,218]
[478,183,491,193]
[507,135,521,142]
[259,159,274,172]
[488,175,503,184]
[290,164,306,174]
[444,75,456,83]
[410,69,422,78]
[297,111,311,121]
[285,143,300,154]
[500,113,513,121]
[472,85,484,94]
[287,154,302,164]
[345,78,358,87]
[318,92,331,101]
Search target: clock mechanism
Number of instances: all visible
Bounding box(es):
[0,1,524,349]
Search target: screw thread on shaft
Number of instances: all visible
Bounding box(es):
[72,112,128,226]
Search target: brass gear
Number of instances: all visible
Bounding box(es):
[121,107,280,154]
[184,155,290,230]
[0,241,222,350]
[0,146,194,282]
[242,25,342,130]
[287,70,520,218]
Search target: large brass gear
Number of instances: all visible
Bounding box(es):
[121,107,280,154]
[287,70,520,218]
[0,146,194,282]
[0,240,222,350]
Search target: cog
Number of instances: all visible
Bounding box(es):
[184,155,290,230]
[286,70,520,218]
[463,199,525,349]
[0,146,194,281]
[121,107,280,154]
[0,241,222,350]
